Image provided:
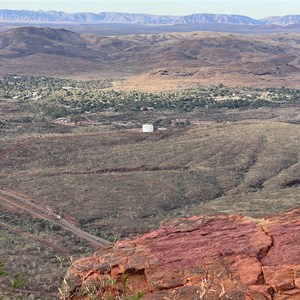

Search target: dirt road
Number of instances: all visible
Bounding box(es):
[0,188,111,248]
[0,139,36,160]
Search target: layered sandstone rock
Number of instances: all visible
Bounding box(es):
[63,209,300,299]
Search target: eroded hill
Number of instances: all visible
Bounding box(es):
[1,27,300,89]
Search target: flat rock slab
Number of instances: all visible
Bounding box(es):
[63,209,300,299]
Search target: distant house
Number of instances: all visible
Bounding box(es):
[142,124,154,133]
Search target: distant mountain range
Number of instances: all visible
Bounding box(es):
[0,10,300,26]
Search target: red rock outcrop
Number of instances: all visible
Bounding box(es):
[62,209,300,299]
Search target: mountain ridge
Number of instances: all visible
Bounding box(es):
[1,9,300,26]
[1,26,300,88]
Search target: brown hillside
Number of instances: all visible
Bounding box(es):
[1,28,300,89]
[1,121,299,240]
[0,97,299,297]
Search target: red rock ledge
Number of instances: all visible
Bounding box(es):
[63,209,300,299]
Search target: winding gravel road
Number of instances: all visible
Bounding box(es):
[0,188,111,248]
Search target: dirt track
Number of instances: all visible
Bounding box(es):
[0,188,111,248]
[0,221,69,257]
[0,139,36,160]
[13,165,186,178]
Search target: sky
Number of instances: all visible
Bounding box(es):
[1,1,300,19]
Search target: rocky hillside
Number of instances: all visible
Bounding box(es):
[63,208,300,299]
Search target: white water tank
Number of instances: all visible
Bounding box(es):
[142,124,154,133]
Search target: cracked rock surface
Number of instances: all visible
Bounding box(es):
[63,209,300,299]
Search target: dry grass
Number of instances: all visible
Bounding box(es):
[112,69,300,92]
[1,120,299,237]
[1,103,300,298]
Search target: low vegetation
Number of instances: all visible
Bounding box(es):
[1,76,300,119]
[0,75,299,298]
[0,210,94,299]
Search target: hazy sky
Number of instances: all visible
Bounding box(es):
[1,1,300,19]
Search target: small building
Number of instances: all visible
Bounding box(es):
[142,124,154,133]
